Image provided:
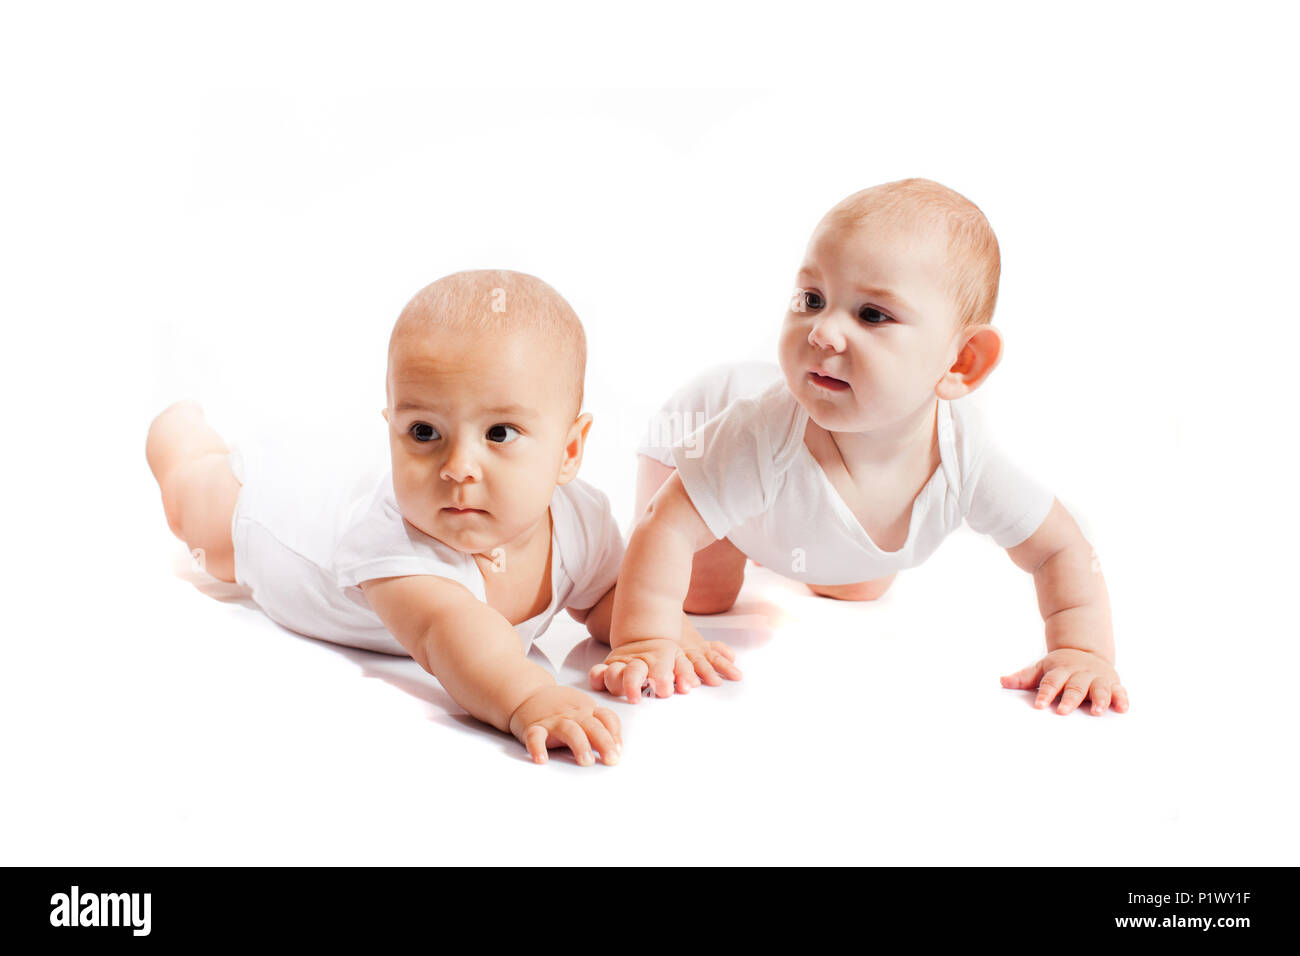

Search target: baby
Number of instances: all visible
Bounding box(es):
[147,269,706,767]
[591,179,1129,717]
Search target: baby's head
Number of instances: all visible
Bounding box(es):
[383,269,591,554]
[779,178,1005,434]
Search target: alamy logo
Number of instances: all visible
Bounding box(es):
[49,885,151,936]
[644,410,709,459]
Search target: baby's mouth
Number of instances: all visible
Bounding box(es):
[443,506,487,515]
[808,370,850,392]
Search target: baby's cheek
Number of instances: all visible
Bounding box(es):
[392,470,435,518]
[396,453,439,485]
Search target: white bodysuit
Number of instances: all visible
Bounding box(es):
[229,440,625,656]
[637,362,1054,586]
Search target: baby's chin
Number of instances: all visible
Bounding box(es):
[786,381,872,433]
[403,513,501,555]
[803,405,872,434]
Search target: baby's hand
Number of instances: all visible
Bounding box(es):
[1001,649,1130,716]
[679,622,743,687]
[508,686,622,766]
[589,639,699,704]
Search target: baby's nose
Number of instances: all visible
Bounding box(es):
[440,444,481,482]
[808,313,846,351]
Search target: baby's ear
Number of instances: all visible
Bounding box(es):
[936,325,1003,400]
[557,412,594,485]
[381,407,390,423]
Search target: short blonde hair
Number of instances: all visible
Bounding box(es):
[388,269,587,413]
[821,178,1001,329]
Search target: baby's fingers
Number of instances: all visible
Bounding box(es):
[591,661,627,699]
[645,653,680,699]
[593,706,622,751]
[709,641,737,662]
[552,717,596,767]
[524,725,550,765]
[582,715,620,766]
[687,646,742,684]
[1002,660,1045,691]
[1085,676,1133,716]
[1055,673,1095,715]
[686,649,722,686]
[707,644,743,681]
[621,658,650,704]
[673,650,701,693]
[1034,667,1072,710]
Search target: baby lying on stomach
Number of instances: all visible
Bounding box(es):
[147,270,730,766]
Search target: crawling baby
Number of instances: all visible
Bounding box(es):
[147,269,724,766]
[591,178,1129,717]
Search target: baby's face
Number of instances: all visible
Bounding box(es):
[779,218,965,434]
[385,326,580,555]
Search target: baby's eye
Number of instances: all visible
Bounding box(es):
[486,424,521,444]
[801,290,825,311]
[409,422,441,443]
[859,306,891,325]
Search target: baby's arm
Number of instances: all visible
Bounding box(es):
[1000,499,1129,716]
[568,585,616,644]
[590,474,735,703]
[361,575,621,764]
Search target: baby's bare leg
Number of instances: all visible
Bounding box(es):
[808,575,896,601]
[636,456,746,615]
[145,400,241,583]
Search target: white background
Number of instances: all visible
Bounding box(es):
[2,1,1297,865]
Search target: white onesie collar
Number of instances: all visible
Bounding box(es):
[789,393,961,557]
[475,500,562,651]
[936,399,961,498]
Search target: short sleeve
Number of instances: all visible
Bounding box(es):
[638,361,785,466]
[671,380,804,541]
[556,480,627,612]
[954,404,1055,548]
[333,475,479,594]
